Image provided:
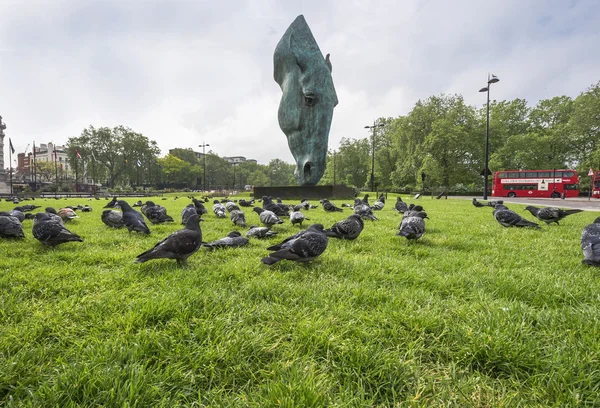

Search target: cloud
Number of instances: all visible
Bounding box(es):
[2,0,599,169]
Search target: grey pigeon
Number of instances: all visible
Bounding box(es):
[0,214,25,238]
[132,200,143,207]
[361,194,370,206]
[262,196,289,216]
[225,201,238,212]
[181,204,199,225]
[524,205,583,225]
[408,203,424,212]
[261,224,329,265]
[135,214,203,265]
[322,199,343,212]
[142,201,174,224]
[581,217,600,266]
[353,198,378,221]
[290,210,310,226]
[487,200,504,208]
[81,205,92,212]
[44,207,65,224]
[246,226,279,239]
[397,212,427,240]
[32,212,83,246]
[472,198,486,208]
[238,198,254,207]
[203,231,249,249]
[14,204,40,212]
[101,209,124,229]
[117,200,151,234]
[8,209,25,223]
[253,207,284,227]
[493,205,539,228]
[212,200,227,218]
[372,195,385,211]
[394,196,408,213]
[230,209,246,227]
[192,197,208,215]
[324,214,364,240]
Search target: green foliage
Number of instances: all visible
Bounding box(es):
[0,196,598,406]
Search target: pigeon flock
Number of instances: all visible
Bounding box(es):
[0,194,598,268]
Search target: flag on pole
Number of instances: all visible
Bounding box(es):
[9,138,15,154]
[137,159,142,167]
[76,149,82,159]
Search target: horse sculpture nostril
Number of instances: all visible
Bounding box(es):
[303,162,313,179]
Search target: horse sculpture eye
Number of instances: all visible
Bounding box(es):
[304,95,315,106]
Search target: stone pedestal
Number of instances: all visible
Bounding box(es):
[253,185,356,200]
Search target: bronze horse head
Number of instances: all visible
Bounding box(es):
[274,15,338,185]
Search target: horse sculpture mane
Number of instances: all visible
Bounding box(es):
[274,15,338,185]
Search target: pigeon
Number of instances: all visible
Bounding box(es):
[262,196,289,216]
[324,214,364,240]
[353,198,378,221]
[253,207,284,227]
[104,196,118,208]
[322,199,343,212]
[203,231,249,249]
[238,198,254,207]
[0,214,25,238]
[81,205,92,212]
[32,212,83,246]
[135,214,203,265]
[142,201,174,224]
[408,203,424,212]
[524,206,583,225]
[212,200,227,218]
[487,200,504,208]
[7,209,25,223]
[117,200,151,234]
[472,198,486,208]
[101,209,125,229]
[246,226,279,239]
[225,201,238,212]
[372,195,385,210]
[192,197,208,215]
[394,197,409,213]
[44,207,65,224]
[581,217,600,266]
[261,224,329,265]
[14,204,40,212]
[58,208,79,222]
[361,194,370,206]
[300,199,311,210]
[230,209,246,227]
[290,210,310,226]
[341,203,352,208]
[132,200,143,207]
[397,212,427,240]
[181,204,199,225]
[493,205,540,228]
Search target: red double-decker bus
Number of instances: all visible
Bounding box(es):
[592,170,600,199]
[492,169,580,198]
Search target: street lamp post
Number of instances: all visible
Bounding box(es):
[199,143,210,192]
[479,74,500,200]
[365,122,386,192]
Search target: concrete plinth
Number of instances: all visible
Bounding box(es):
[253,185,356,200]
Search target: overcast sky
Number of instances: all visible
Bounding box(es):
[2,0,599,168]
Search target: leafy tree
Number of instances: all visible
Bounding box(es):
[569,81,600,170]
[266,159,295,186]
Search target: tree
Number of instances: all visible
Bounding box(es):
[569,81,600,170]
[159,154,194,186]
[266,159,295,186]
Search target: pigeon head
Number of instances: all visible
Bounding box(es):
[45,207,57,214]
[307,224,325,232]
[594,216,600,224]
[116,200,132,211]
[213,199,221,204]
[34,212,51,221]
[253,207,265,215]
[145,201,156,207]
[228,231,242,237]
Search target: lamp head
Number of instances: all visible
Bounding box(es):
[479,87,489,92]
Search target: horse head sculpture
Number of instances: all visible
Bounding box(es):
[274,15,338,185]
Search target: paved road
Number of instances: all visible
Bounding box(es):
[453,196,600,212]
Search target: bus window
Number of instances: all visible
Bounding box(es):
[564,184,579,190]
[539,171,551,177]
[563,171,574,177]
[498,172,507,178]
[526,172,536,178]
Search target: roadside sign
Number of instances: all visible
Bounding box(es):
[589,168,594,176]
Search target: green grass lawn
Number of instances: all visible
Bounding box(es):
[1,194,599,406]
